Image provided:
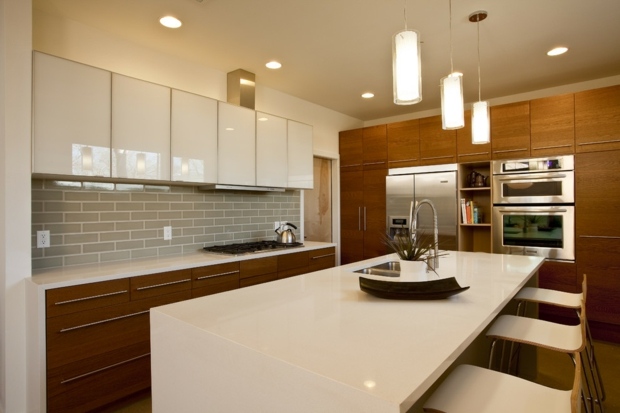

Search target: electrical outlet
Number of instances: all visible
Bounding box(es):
[274,221,281,230]
[163,226,172,240]
[37,230,51,248]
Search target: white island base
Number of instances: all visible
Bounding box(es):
[150,252,544,412]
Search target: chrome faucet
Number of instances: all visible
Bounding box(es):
[410,199,439,269]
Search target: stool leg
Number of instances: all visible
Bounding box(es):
[581,310,606,404]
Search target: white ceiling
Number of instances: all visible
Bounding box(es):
[33,0,620,121]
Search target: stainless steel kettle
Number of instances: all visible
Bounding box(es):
[275,222,297,244]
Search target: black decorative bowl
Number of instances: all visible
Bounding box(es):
[359,276,469,300]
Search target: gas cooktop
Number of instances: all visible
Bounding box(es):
[203,240,304,255]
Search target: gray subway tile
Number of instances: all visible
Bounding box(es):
[116,240,144,250]
[171,236,194,245]
[224,210,243,218]
[64,253,99,266]
[45,202,81,212]
[45,223,82,234]
[158,246,183,256]
[169,185,193,193]
[115,221,144,231]
[132,211,159,220]
[171,219,193,228]
[182,194,205,202]
[183,243,207,253]
[131,248,158,259]
[204,211,224,219]
[32,257,63,269]
[144,221,169,230]
[193,218,215,227]
[193,203,215,210]
[131,230,158,240]
[100,251,131,262]
[145,238,170,248]
[131,193,158,202]
[100,192,131,201]
[82,202,115,212]
[182,211,204,219]
[83,242,115,253]
[116,202,145,211]
[100,231,130,242]
[32,213,64,224]
[64,191,99,201]
[83,222,115,232]
[32,190,63,201]
[101,212,131,222]
[158,211,183,220]
[183,227,204,236]
[65,212,100,223]
[44,245,81,257]
[31,202,43,213]
[64,233,99,244]
[157,193,183,202]
[170,202,193,211]
[145,202,170,211]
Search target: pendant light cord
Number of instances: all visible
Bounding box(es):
[449,0,454,73]
[477,14,482,102]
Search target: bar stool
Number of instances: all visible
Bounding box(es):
[423,302,586,413]
[486,276,600,412]
[514,276,605,405]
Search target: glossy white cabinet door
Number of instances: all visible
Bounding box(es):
[287,120,314,189]
[111,74,171,180]
[256,112,287,188]
[217,102,256,186]
[171,90,218,183]
[32,52,111,177]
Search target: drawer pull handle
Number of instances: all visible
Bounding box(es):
[532,144,571,150]
[311,253,336,260]
[54,290,128,306]
[363,161,386,166]
[493,148,528,154]
[60,353,150,384]
[579,235,620,239]
[578,138,620,146]
[59,310,149,333]
[458,152,489,157]
[135,278,191,291]
[196,270,240,280]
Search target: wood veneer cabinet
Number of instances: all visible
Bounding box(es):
[575,85,620,153]
[387,119,420,168]
[308,247,336,272]
[456,110,491,163]
[575,150,620,340]
[339,126,388,171]
[192,262,240,297]
[240,256,278,287]
[530,94,575,156]
[537,261,579,322]
[490,101,531,159]
[419,115,457,165]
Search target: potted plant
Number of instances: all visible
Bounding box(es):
[382,230,440,275]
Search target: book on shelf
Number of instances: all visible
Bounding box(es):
[460,198,480,224]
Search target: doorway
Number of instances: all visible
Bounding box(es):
[303,157,332,242]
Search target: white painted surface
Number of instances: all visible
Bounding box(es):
[256,112,287,188]
[287,120,313,189]
[171,89,218,183]
[33,52,111,177]
[150,252,544,413]
[111,74,171,180]
[217,101,256,186]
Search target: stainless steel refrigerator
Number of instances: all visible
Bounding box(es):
[386,164,458,251]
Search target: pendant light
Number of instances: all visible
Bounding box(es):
[470,11,490,144]
[393,0,422,105]
[440,0,464,130]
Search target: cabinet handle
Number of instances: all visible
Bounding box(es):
[60,353,150,384]
[135,278,191,291]
[196,270,240,280]
[389,158,418,163]
[342,163,363,168]
[498,174,567,181]
[578,139,620,146]
[493,148,528,154]
[363,207,367,231]
[531,144,571,150]
[54,290,128,306]
[311,253,336,260]
[59,310,150,333]
[363,161,386,166]
[358,207,362,231]
[579,235,620,240]
[421,155,454,161]
[458,152,489,157]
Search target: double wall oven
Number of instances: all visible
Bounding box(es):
[492,155,575,261]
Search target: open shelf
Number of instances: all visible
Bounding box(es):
[458,162,492,253]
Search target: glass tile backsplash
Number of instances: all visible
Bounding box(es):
[31,179,300,269]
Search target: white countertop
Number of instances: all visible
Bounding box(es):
[29,241,336,289]
[150,251,544,413]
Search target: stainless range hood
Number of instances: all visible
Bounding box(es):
[198,184,285,192]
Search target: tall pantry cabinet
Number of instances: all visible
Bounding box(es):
[339,126,388,264]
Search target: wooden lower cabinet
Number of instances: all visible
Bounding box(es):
[192,262,240,298]
[240,256,278,287]
[278,251,310,279]
[537,260,579,323]
[309,247,336,272]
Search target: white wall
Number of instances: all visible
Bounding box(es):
[0,0,32,412]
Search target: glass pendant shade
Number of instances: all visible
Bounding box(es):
[440,73,464,130]
[393,30,422,105]
[472,101,490,144]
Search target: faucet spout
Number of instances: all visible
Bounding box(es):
[410,199,440,269]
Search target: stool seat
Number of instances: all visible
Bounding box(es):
[423,364,574,413]
[515,286,582,309]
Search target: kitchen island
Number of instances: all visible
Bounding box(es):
[150,251,544,413]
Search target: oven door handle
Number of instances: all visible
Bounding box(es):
[495,208,569,213]
[498,174,567,181]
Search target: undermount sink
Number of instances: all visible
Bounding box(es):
[354,261,401,277]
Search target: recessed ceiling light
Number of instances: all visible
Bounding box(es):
[362,92,375,99]
[266,61,282,69]
[547,47,568,56]
[160,16,182,29]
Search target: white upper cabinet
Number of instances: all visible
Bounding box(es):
[256,112,288,188]
[111,74,171,180]
[171,90,218,183]
[217,102,256,186]
[287,120,314,189]
[32,52,111,177]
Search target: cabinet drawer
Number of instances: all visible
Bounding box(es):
[192,262,240,289]
[46,278,130,318]
[47,290,190,369]
[277,251,309,272]
[240,256,278,279]
[308,247,336,272]
[130,269,192,301]
[47,347,151,413]
[240,272,278,288]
